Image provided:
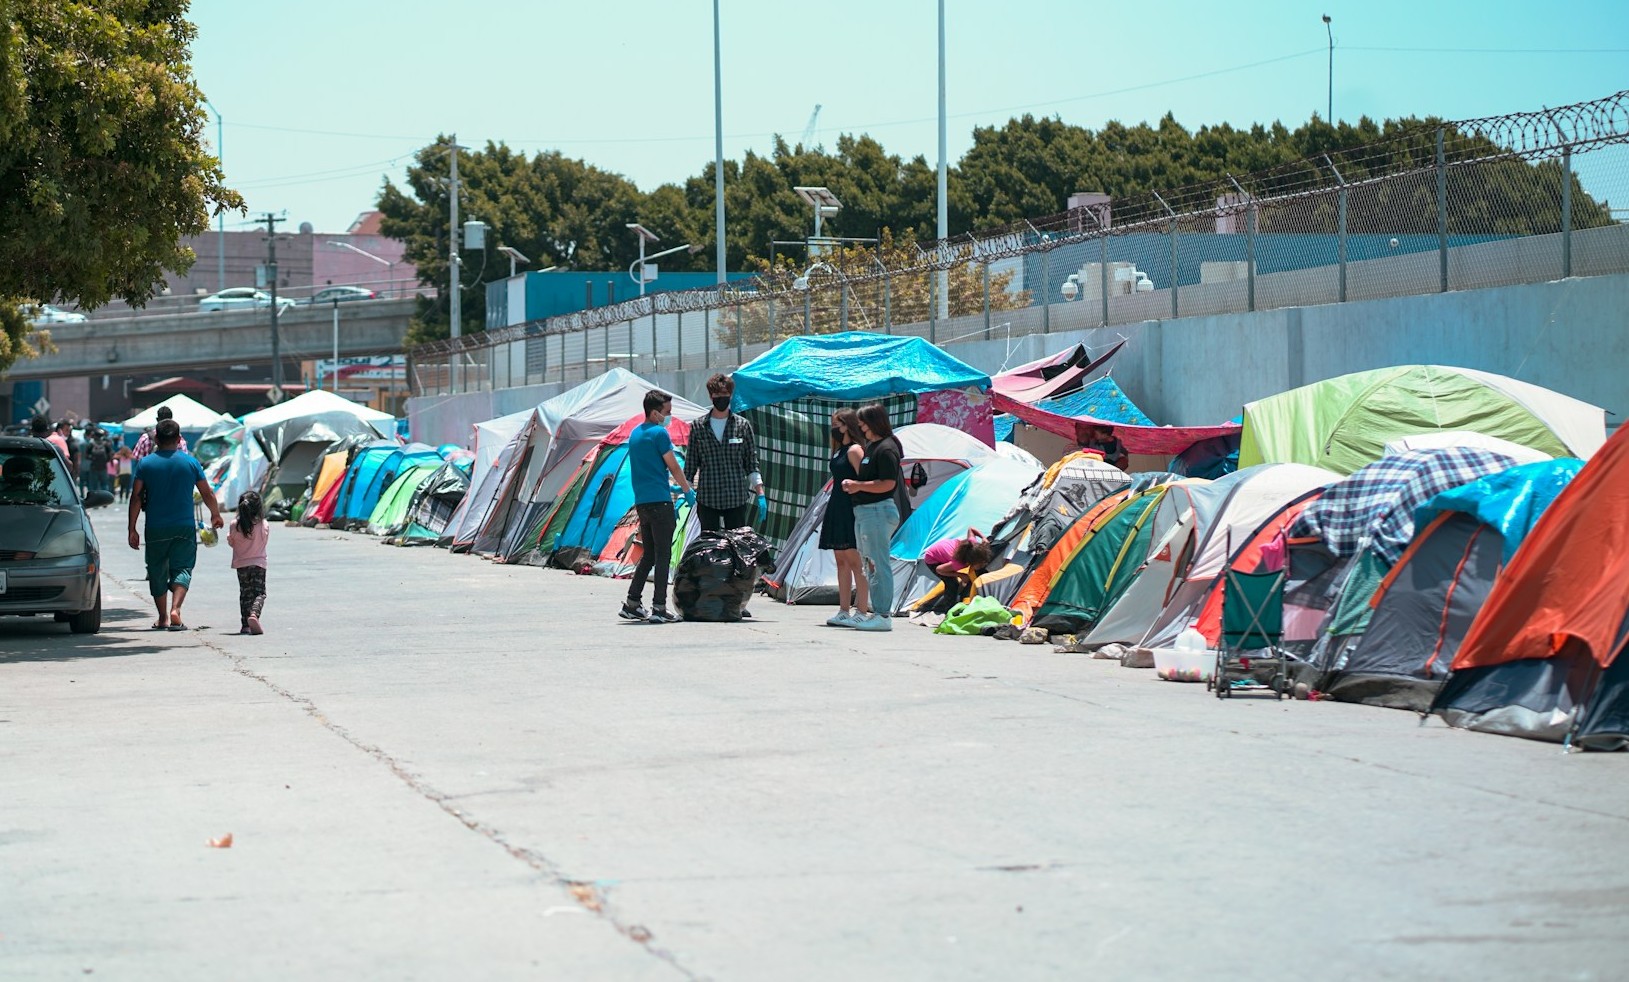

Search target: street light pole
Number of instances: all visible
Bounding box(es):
[331,300,340,393]
[1323,14,1333,123]
[203,99,225,292]
[326,240,395,297]
[935,0,949,321]
[712,0,727,287]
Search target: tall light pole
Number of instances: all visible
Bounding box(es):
[712,0,727,287]
[203,99,225,292]
[1323,14,1333,123]
[935,0,949,320]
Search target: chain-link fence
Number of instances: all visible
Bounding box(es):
[412,90,1629,398]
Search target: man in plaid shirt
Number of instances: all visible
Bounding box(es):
[131,405,188,462]
[685,373,765,532]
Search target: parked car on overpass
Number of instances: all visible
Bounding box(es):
[24,303,88,325]
[307,286,378,305]
[198,288,298,312]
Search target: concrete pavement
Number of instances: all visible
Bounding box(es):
[3,508,1627,980]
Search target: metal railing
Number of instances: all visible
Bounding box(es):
[411,89,1629,398]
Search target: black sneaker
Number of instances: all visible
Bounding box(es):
[740,608,753,619]
[648,607,681,624]
[619,600,648,621]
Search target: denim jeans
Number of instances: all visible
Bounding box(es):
[852,500,899,616]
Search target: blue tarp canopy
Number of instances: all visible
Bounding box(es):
[1414,458,1584,563]
[994,376,1153,442]
[731,332,990,412]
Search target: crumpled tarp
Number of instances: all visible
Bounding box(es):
[991,341,1124,403]
[731,332,990,412]
[935,595,1016,635]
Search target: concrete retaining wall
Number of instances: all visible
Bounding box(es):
[408,273,1628,448]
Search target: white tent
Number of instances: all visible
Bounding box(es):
[1382,431,1552,465]
[444,408,534,549]
[219,391,395,509]
[455,370,707,559]
[1137,463,1340,650]
[122,394,232,432]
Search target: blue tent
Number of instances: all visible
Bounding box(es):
[730,332,990,412]
[891,456,1044,563]
[1413,458,1584,563]
[994,376,1153,443]
[550,445,689,563]
[335,443,442,526]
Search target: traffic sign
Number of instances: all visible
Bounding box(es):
[30,398,49,417]
[265,385,285,404]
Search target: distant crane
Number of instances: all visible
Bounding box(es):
[800,104,822,148]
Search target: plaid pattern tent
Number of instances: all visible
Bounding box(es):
[745,394,916,546]
[1289,448,1516,566]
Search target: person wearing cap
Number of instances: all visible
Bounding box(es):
[131,405,188,462]
[129,418,221,631]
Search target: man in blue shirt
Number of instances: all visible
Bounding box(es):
[622,390,695,624]
[129,419,223,631]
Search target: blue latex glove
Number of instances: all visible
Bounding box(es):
[682,489,697,509]
[756,494,768,524]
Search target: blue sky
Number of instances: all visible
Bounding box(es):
[189,0,1629,233]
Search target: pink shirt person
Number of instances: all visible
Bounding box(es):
[227,517,269,569]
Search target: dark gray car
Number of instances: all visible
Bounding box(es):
[0,436,111,633]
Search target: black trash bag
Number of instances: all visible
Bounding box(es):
[673,527,775,622]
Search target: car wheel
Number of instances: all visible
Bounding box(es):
[68,588,102,634]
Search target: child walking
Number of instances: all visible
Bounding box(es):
[228,490,269,635]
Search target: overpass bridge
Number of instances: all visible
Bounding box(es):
[4,298,416,381]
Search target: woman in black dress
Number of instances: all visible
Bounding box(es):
[819,409,868,627]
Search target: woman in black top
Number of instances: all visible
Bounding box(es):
[820,409,867,627]
[840,403,904,632]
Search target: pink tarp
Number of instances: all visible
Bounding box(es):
[991,340,1126,404]
[991,391,1242,457]
[916,387,995,447]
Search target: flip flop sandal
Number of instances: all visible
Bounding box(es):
[166,622,188,632]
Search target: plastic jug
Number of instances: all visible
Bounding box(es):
[1175,628,1208,652]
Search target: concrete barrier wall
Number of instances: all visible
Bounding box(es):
[409,273,1628,448]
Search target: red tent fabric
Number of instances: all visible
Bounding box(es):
[603,412,694,448]
[1451,425,1629,671]
[990,391,1242,457]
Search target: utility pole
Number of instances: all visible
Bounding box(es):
[260,212,286,400]
[935,0,949,321]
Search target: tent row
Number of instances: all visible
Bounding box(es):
[296,331,1620,751]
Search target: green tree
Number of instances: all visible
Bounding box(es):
[0,0,241,373]
[379,141,650,344]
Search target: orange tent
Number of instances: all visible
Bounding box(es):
[1451,425,1629,673]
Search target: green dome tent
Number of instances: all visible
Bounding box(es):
[1237,366,1605,476]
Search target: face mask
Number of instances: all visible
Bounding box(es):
[711,395,733,412]
[831,427,844,442]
